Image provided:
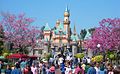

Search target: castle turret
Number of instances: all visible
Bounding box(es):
[63,5,70,38]
[43,23,51,41]
[43,23,51,53]
[70,25,79,56]
[56,20,60,28]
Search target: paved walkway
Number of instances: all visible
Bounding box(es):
[1,69,61,74]
[55,69,61,74]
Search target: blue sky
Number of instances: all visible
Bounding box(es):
[0,0,120,34]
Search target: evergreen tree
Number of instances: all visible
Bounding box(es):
[88,28,95,36]
[0,24,4,55]
[80,29,87,40]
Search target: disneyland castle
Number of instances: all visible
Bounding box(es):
[33,6,81,57]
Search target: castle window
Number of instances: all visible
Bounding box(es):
[66,19,67,21]
[39,50,42,54]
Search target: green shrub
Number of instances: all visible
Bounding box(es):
[43,53,52,61]
[109,54,115,60]
[74,53,84,59]
[3,53,10,57]
[94,55,103,62]
[91,55,103,62]
[106,51,116,59]
[106,51,116,60]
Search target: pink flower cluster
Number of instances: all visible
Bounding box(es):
[85,18,120,51]
[0,12,41,50]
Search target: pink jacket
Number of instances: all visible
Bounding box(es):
[75,66,84,74]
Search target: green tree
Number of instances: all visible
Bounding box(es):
[107,51,116,63]
[0,24,4,55]
[40,26,45,39]
[88,28,95,36]
[79,29,87,52]
[80,29,87,40]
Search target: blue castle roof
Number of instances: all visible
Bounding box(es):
[44,23,51,31]
[54,23,66,35]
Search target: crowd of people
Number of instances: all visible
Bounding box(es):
[0,54,120,74]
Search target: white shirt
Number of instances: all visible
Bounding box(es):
[94,67,100,74]
[49,58,53,63]
[108,71,114,74]
[66,56,71,61]
[65,67,71,74]
[87,58,91,63]
[58,57,63,65]
[31,66,37,74]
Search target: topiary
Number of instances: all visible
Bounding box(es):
[94,55,103,62]
[91,55,103,63]
[74,53,84,59]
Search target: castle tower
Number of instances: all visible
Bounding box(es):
[43,23,51,53]
[70,25,79,56]
[43,23,51,41]
[56,20,60,28]
[73,24,76,35]
[63,6,70,38]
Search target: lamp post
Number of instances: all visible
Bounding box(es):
[67,43,70,55]
[97,44,101,48]
[97,44,101,55]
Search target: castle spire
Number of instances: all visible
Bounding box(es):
[65,5,69,12]
[73,24,76,34]
[64,5,70,17]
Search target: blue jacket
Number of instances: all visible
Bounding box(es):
[60,63,65,72]
[11,68,22,74]
[99,70,107,74]
[5,69,11,74]
[87,67,96,74]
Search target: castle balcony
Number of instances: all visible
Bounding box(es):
[63,20,70,24]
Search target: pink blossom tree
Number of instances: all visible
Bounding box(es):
[0,12,41,53]
[85,18,120,51]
